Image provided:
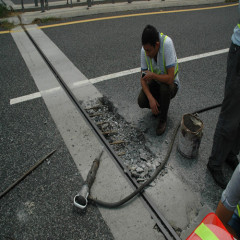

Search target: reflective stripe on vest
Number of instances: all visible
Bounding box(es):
[144,33,179,79]
[237,204,240,217]
[195,223,219,240]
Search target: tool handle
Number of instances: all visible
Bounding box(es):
[86,159,100,188]
[85,149,103,188]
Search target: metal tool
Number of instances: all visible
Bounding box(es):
[74,148,104,209]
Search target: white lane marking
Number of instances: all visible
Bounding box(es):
[10,92,41,105]
[10,87,61,105]
[10,48,229,105]
[178,48,229,63]
[85,68,140,85]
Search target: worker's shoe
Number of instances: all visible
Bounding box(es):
[226,155,239,171]
[156,120,166,136]
[207,163,227,189]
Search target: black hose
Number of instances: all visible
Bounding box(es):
[192,103,222,114]
[89,122,180,208]
[88,103,222,208]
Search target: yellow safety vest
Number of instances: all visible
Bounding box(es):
[194,223,219,240]
[144,33,179,79]
[238,23,240,28]
[237,204,240,217]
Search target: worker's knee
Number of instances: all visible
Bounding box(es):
[138,90,149,108]
[159,83,170,95]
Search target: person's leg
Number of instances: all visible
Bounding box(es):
[226,123,240,170]
[228,213,240,238]
[138,81,178,135]
[138,81,162,110]
[208,43,240,188]
[155,83,170,122]
[40,0,45,12]
[137,89,150,109]
[154,82,178,135]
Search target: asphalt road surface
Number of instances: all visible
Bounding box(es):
[39,2,238,204]
[1,2,239,240]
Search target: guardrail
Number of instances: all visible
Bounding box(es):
[20,0,135,12]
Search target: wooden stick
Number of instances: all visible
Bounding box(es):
[117,152,126,156]
[110,140,125,145]
[0,149,56,200]
[102,131,117,135]
[89,113,103,117]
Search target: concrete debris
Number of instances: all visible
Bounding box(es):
[137,178,145,182]
[154,158,161,167]
[149,181,156,187]
[146,162,152,168]
[140,152,148,161]
[84,97,165,183]
[136,167,144,173]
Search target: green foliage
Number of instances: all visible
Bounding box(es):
[225,0,238,2]
[0,4,11,18]
[32,17,61,24]
[0,20,14,29]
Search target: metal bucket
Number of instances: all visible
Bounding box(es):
[177,114,203,159]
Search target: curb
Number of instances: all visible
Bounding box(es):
[1,0,225,25]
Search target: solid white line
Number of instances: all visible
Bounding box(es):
[90,68,140,84]
[72,48,230,87]
[10,48,229,105]
[178,48,229,63]
[10,87,62,105]
[10,92,42,105]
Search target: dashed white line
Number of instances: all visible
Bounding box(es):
[10,48,229,105]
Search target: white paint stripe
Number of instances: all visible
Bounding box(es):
[72,79,91,87]
[72,68,140,87]
[89,68,140,84]
[10,87,61,105]
[10,48,229,105]
[10,92,42,105]
[43,86,61,94]
[178,48,229,63]
[75,48,230,86]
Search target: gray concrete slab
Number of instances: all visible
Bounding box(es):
[25,25,102,105]
[180,204,212,239]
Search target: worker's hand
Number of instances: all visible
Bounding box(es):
[149,96,160,115]
[142,70,154,84]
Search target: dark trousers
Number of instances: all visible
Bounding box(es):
[209,42,240,169]
[137,81,178,122]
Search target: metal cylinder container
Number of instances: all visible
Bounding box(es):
[177,114,203,159]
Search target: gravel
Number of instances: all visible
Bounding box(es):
[83,97,168,184]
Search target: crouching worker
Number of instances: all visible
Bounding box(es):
[138,25,179,135]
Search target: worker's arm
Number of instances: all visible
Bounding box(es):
[216,201,239,239]
[216,164,240,240]
[142,66,175,85]
[140,72,160,115]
